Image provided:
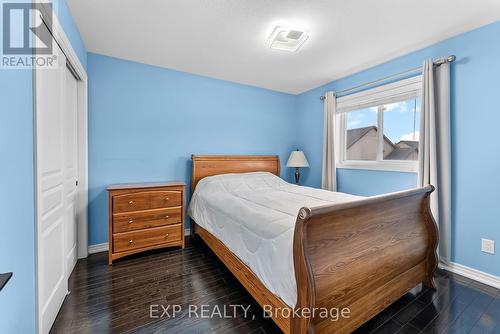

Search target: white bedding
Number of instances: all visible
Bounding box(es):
[187,172,362,307]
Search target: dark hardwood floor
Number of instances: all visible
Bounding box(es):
[51,238,500,334]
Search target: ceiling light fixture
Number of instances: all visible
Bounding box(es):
[268,26,308,52]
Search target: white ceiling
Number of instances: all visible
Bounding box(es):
[66,0,500,94]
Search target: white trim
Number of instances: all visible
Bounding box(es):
[76,75,88,259]
[337,162,418,173]
[439,261,500,290]
[36,2,87,81]
[184,228,191,236]
[88,243,108,254]
[34,2,88,258]
[33,3,88,333]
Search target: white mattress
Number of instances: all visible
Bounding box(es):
[187,172,362,307]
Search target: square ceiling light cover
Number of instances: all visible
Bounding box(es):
[268,26,309,52]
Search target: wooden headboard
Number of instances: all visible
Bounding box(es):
[191,155,280,194]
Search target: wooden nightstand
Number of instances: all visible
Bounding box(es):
[107,181,185,264]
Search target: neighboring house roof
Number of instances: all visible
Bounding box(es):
[385,140,418,160]
[346,126,377,148]
[346,126,395,149]
[399,140,419,149]
[346,126,418,161]
[385,147,417,160]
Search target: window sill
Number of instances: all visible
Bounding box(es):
[337,161,418,173]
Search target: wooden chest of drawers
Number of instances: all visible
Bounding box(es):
[107,182,185,264]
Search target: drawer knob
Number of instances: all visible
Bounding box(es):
[164,233,169,239]
[165,197,169,201]
[128,240,133,245]
[128,220,133,224]
[129,200,134,204]
[165,215,169,219]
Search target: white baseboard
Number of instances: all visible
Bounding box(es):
[88,242,108,254]
[439,260,500,290]
[87,229,192,255]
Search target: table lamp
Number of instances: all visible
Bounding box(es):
[286,149,309,184]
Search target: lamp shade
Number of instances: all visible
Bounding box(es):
[286,150,309,168]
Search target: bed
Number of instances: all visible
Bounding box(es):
[188,155,438,334]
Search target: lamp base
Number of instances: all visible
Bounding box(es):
[294,167,300,184]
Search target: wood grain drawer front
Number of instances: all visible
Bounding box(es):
[113,207,182,233]
[149,191,182,209]
[113,192,152,213]
[113,190,182,213]
[113,224,182,253]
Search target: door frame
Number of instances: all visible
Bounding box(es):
[33,2,88,333]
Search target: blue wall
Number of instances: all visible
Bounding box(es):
[87,53,297,246]
[0,61,35,334]
[0,1,85,332]
[296,21,500,277]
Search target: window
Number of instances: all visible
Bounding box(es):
[337,76,421,172]
[382,99,420,161]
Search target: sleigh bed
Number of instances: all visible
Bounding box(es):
[188,155,438,334]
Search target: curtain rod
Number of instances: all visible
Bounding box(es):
[319,55,456,101]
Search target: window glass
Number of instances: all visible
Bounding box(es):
[345,107,378,161]
[382,99,420,161]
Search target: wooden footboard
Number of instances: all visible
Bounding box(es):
[190,155,438,334]
[292,185,438,334]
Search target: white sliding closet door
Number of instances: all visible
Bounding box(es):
[35,24,79,333]
[63,66,79,278]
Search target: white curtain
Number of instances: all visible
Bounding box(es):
[322,91,337,191]
[419,59,452,262]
